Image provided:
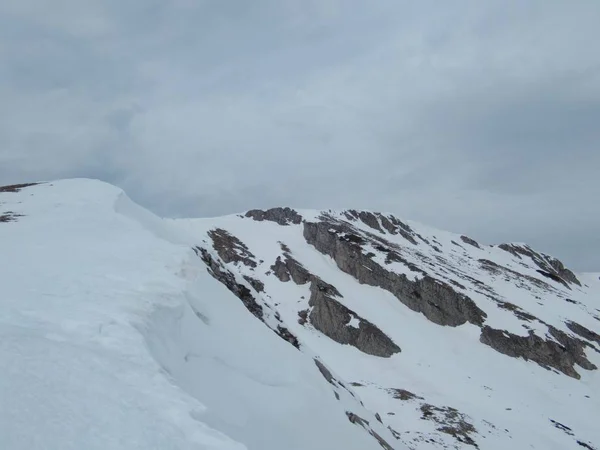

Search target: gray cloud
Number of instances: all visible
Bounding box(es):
[1,0,599,270]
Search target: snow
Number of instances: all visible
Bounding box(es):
[172,202,600,450]
[2,179,598,450]
[0,180,397,450]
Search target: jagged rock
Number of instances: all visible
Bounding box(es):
[308,282,401,357]
[271,250,399,357]
[243,275,265,293]
[498,243,581,287]
[358,211,385,233]
[461,235,481,249]
[389,388,424,401]
[479,325,597,379]
[195,247,263,319]
[304,220,486,327]
[277,326,300,349]
[245,207,303,225]
[208,228,257,268]
[271,255,312,285]
[566,321,600,346]
[314,359,336,385]
[479,258,560,295]
[420,404,479,448]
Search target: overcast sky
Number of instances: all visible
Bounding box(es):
[1,1,599,270]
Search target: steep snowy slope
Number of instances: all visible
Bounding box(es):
[172,208,600,450]
[0,180,402,450]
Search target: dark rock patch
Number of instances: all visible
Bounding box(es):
[0,182,40,193]
[314,359,336,385]
[208,228,257,268]
[496,301,538,322]
[461,235,481,249]
[537,269,568,287]
[498,243,580,287]
[308,282,401,357]
[297,309,309,325]
[346,412,395,450]
[358,211,385,233]
[0,212,23,223]
[389,388,424,401]
[304,219,486,327]
[270,248,398,356]
[420,404,479,448]
[550,419,574,436]
[195,247,264,320]
[566,321,600,346]
[243,275,264,293]
[479,326,597,379]
[479,259,558,293]
[277,326,300,349]
[271,254,312,285]
[245,207,302,225]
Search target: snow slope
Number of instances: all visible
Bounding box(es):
[0,180,400,450]
[172,209,600,450]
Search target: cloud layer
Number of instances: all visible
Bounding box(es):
[1,0,599,270]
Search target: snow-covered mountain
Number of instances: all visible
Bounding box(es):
[1,179,598,450]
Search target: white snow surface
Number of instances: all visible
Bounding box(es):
[0,180,396,450]
[2,179,599,450]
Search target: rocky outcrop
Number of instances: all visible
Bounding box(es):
[346,412,395,450]
[272,250,400,357]
[195,247,264,319]
[208,228,257,268]
[304,219,486,327]
[566,321,600,347]
[308,282,401,357]
[420,404,479,448]
[460,235,481,249]
[498,243,581,287]
[479,325,597,379]
[1,212,23,223]
[0,182,39,193]
[245,207,303,225]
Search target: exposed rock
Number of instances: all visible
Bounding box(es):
[208,228,257,268]
[298,309,309,325]
[460,235,481,249]
[498,243,581,287]
[389,388,424,401]
[245,207,303,225]
[277,325,300,349]
[304,219,486,327]
[1,212,23,223]
[420,404,479,448]
[270,249,398,356]
[479,325,597,379]
[243,275,265,293]
[345,412,395,450]
[308,282,401,357]
[358,211,385,233]
[195,247,263,320]
[479,259,558,293]
[566,321,600,346]
[314,359,336,385]
[0,182,39,193]
[271,254,311,285]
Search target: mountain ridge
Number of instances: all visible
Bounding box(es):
[1,179,599,450]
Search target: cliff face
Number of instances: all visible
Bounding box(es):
[177,206,599,450]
